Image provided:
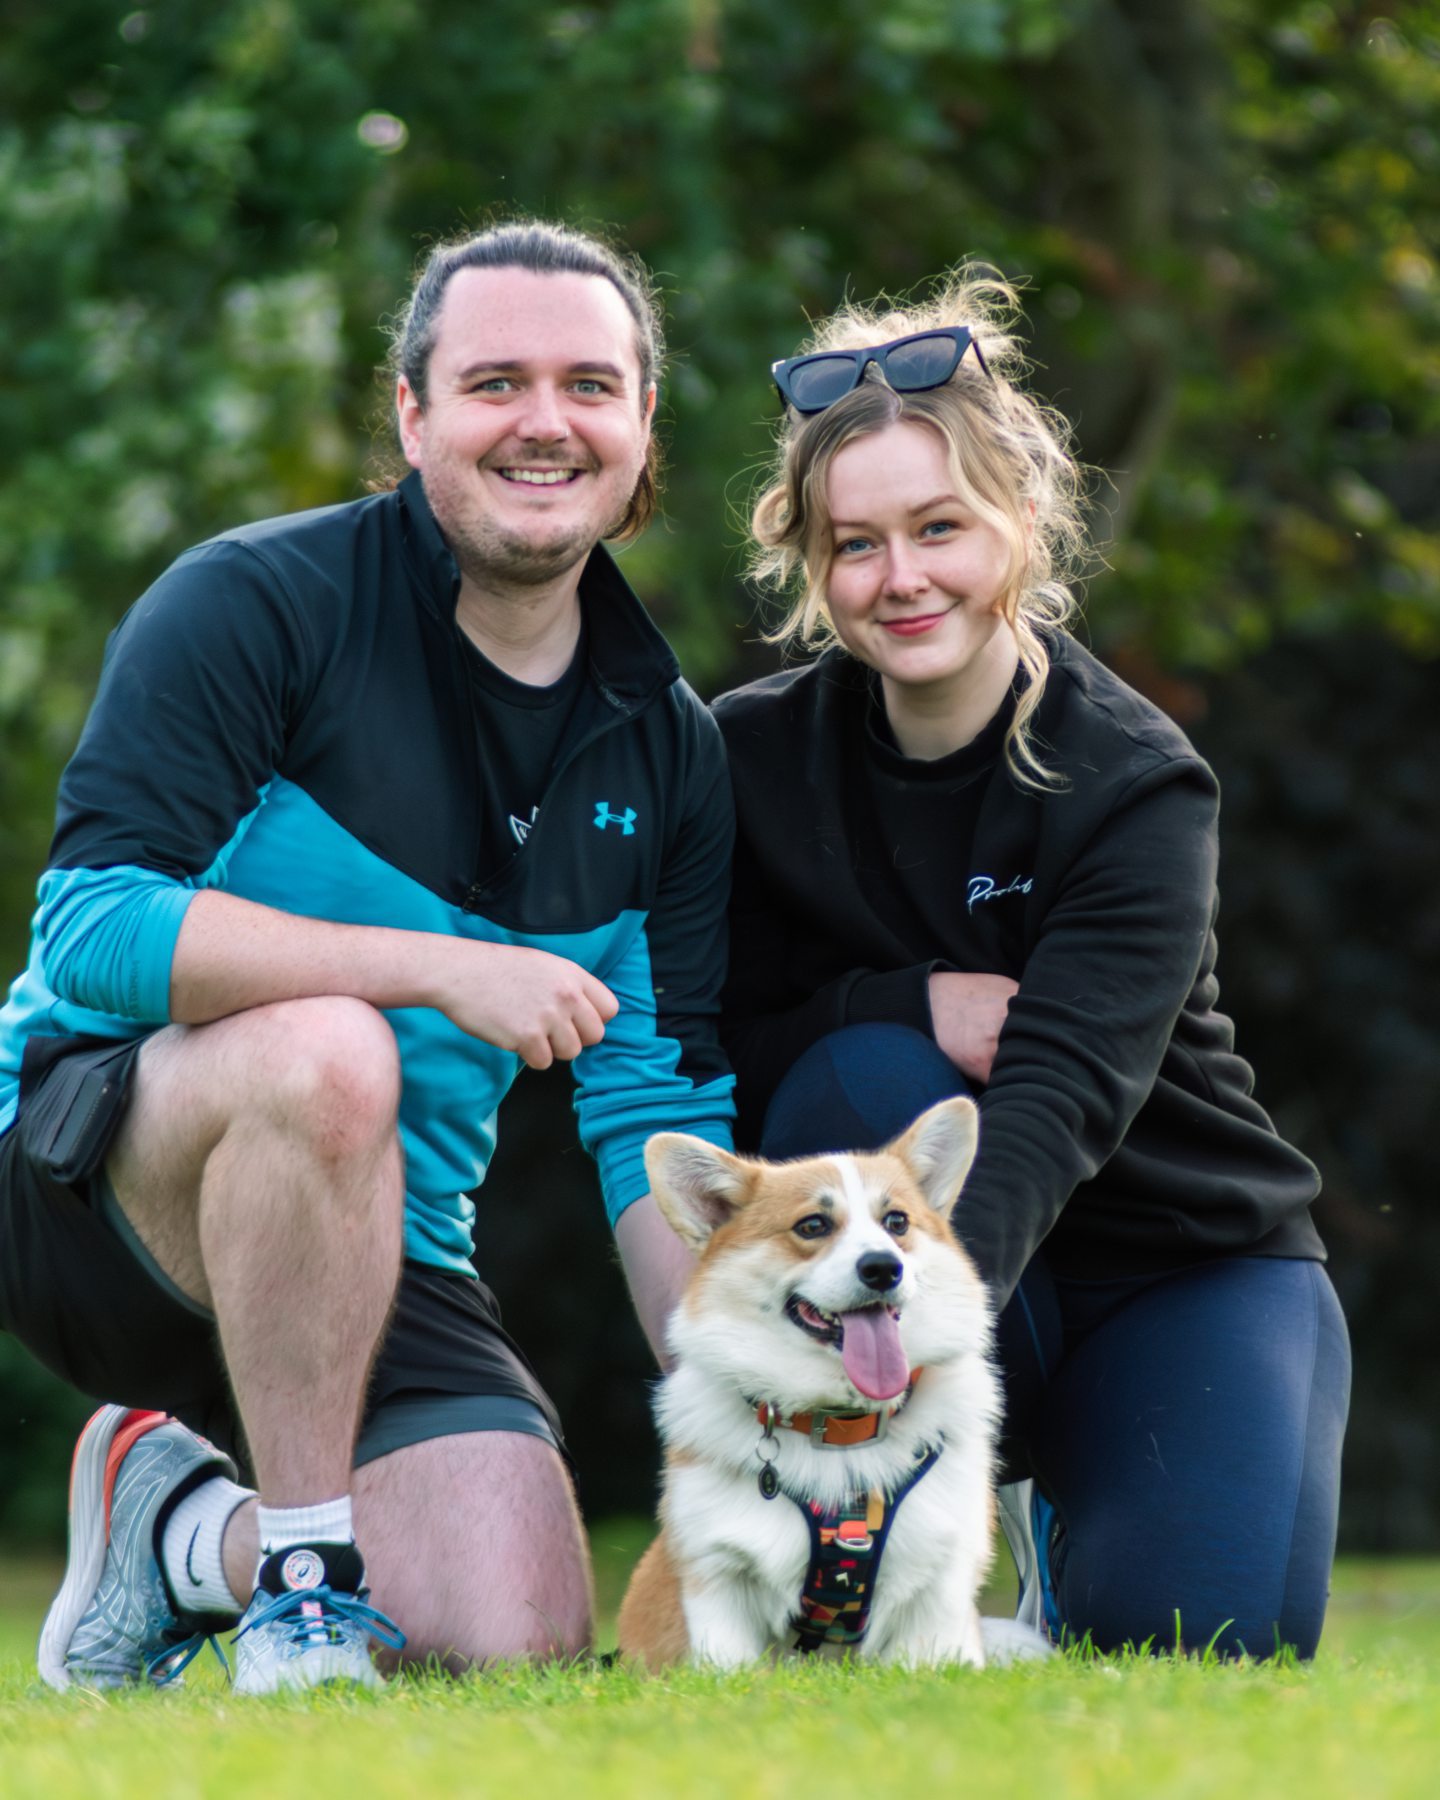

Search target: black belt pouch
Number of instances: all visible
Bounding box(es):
[18,1035,142,1189]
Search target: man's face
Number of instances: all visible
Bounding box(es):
[396,266,655,590]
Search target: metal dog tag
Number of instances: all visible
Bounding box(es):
[756,1404,780,1499]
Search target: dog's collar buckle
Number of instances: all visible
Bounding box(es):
[753,1371,923,1451]
[812,1406,886,1449]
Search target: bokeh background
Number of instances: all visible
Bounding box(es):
[1,0,1436,1553]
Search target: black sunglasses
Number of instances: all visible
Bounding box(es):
[771,326,990,415]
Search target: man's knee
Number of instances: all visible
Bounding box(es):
[246,997,402,1158]
[356,1432,593,1669]
[395,1601,591,1671]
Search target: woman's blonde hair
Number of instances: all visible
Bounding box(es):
[750,265,1089,788]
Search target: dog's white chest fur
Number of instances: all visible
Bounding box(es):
[665,1428,990,1663]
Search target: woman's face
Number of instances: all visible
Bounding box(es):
[821,422,1016,701]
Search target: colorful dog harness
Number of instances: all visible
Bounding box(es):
[789,1447,941,1653]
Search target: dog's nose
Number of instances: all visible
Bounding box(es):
[856,1251,903,1293]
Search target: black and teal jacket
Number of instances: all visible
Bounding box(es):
[0,474,736,1275]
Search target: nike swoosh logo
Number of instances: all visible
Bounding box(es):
[185,1522,203,1587]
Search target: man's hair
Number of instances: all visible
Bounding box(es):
[389,220,665,541]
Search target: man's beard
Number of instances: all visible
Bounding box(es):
[448,514,597,590]
[421,465,634,593]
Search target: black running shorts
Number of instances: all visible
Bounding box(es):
[0,1035,566,1482]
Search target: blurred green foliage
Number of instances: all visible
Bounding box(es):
[1,0,1437,1547]
[3,3,1435,865]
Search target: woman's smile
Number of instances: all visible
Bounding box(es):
[880,610,950,637]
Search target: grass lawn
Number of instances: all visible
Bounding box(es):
[2,1534,1438,1798]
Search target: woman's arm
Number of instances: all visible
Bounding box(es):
[951,759,1221,1305]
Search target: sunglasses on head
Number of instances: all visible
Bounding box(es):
[771,326,990,415]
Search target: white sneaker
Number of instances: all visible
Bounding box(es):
[231,1542,403,1694]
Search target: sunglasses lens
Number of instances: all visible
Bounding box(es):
[786,355,861,412]
[883,333,964,392]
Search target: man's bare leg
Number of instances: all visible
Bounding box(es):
[360,1433,592,1668]
[107,994,405,1503]
[104,999,592,1671]
[212,1433,592,1668]
[41,997,406,1690]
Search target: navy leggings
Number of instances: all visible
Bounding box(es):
[760,1024,1351,1659]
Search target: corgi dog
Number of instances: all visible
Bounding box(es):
[618,1097,1004,1669]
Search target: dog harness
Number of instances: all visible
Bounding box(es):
[789,1448,941,1653]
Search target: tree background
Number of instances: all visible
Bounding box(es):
[1,0,1436,1549]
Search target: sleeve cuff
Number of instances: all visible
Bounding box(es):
[843,963,943,1039]
[599,1110,736,1229]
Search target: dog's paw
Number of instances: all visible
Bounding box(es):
[980,1616,1054,1664]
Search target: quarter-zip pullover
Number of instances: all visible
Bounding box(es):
[0,474,736,1274]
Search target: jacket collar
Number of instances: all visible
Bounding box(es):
[396,469,679,705]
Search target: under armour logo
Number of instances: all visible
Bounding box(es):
[594,801,637,836]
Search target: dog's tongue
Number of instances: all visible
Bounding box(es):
[839,1306,910,1401]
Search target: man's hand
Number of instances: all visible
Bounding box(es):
[928,971,1020,1085]
[438,941,618,1069]
[169,890,617,1066]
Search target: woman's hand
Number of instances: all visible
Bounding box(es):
[928,971,1020,1085]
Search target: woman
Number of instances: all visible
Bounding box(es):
[712,270,1350,1658]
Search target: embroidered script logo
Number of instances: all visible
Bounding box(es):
[593,801,637,836]
[967,873,1034,913]
[509,805,538,847]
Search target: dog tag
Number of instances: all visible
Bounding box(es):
[756,1403,781,1499]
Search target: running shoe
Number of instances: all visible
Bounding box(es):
[38,1405,240,1690]
[996,1476,1063,1642]
[231,1541,404,1694]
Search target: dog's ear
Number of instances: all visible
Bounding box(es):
[645,1133,752,1251]
[889,1097,979,1213]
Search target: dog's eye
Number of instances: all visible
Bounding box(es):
[792,1214,833,1241]
[882,1209,910,1238]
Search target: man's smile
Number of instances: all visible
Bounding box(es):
[495,467,585,486]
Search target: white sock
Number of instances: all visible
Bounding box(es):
[160,1475,254,1615]
[255,1495,355,1578]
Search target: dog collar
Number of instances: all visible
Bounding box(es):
[754,1370,924,1450]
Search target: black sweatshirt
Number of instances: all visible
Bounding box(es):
[712,637,1324,1307]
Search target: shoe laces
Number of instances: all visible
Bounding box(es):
[236,1585,406,1654]
[145,1631,232,1687]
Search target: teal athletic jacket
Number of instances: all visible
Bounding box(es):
[0,474,736,1274]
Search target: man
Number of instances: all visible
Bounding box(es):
[0,222,730,1690]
